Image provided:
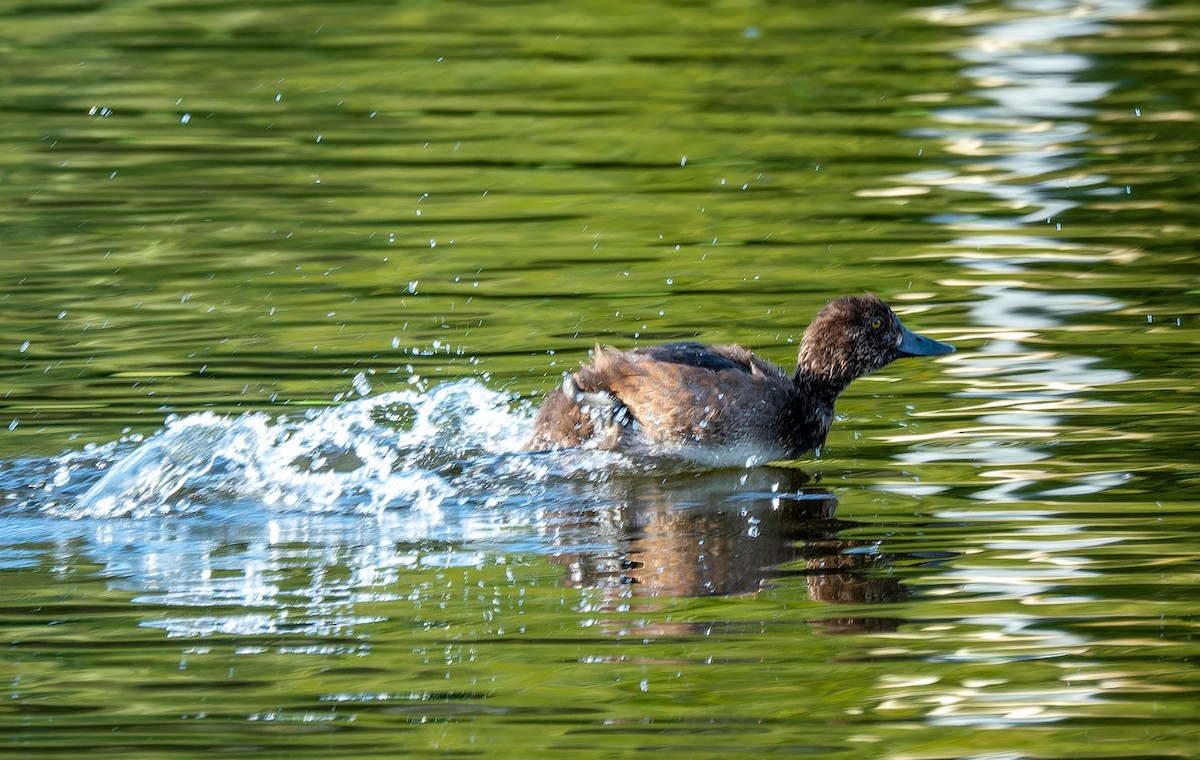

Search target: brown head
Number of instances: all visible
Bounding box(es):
[796,294,954,390]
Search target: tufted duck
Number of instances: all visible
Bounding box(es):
[526,294,954,466]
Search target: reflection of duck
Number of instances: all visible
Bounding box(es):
[558,468,829,597]
[527,294,954,465]
[550,468,913,630]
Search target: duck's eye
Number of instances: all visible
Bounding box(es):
[870,318,882,329]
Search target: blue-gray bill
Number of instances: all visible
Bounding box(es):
[897,323,955,357]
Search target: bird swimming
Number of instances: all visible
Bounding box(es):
[525,294,954,466]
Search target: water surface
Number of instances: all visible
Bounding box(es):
[2,0,1198,757]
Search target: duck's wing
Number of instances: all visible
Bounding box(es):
[630,342,751,373]
[626,342,788,380]
[526,342,795,453]
[572,342,778,398]
[567,343,793,447]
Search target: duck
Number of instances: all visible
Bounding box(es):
[525,294,954,466]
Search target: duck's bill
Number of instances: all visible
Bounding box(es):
[897,324,955,357]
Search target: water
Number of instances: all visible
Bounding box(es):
[2,0,1198,757]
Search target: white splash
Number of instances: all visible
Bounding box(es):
[69,379,532,519]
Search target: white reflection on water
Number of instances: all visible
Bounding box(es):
[891,0,1141,502]
[875,615,1101,728]
[879,0,1153,731]
[916,0,1144,226]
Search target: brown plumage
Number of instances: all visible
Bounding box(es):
[526,294,954,466]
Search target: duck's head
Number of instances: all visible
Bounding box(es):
[797,294,954,386]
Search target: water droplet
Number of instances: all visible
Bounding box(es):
[18,341,29,353]
[352,372,372,397]
[180,113,191,124]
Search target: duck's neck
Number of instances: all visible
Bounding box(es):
[780,364,850,458]
[791,365,849,408]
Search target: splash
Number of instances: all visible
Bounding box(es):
[47,379,538,519]
[0,379,638,637]
[0,380,824,637]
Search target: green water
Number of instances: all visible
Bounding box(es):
[2,0,1199,757]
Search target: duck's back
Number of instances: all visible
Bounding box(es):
[527,342,822,463]
[615,342,779,376]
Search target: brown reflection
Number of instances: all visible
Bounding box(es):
[547,467,910,632]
